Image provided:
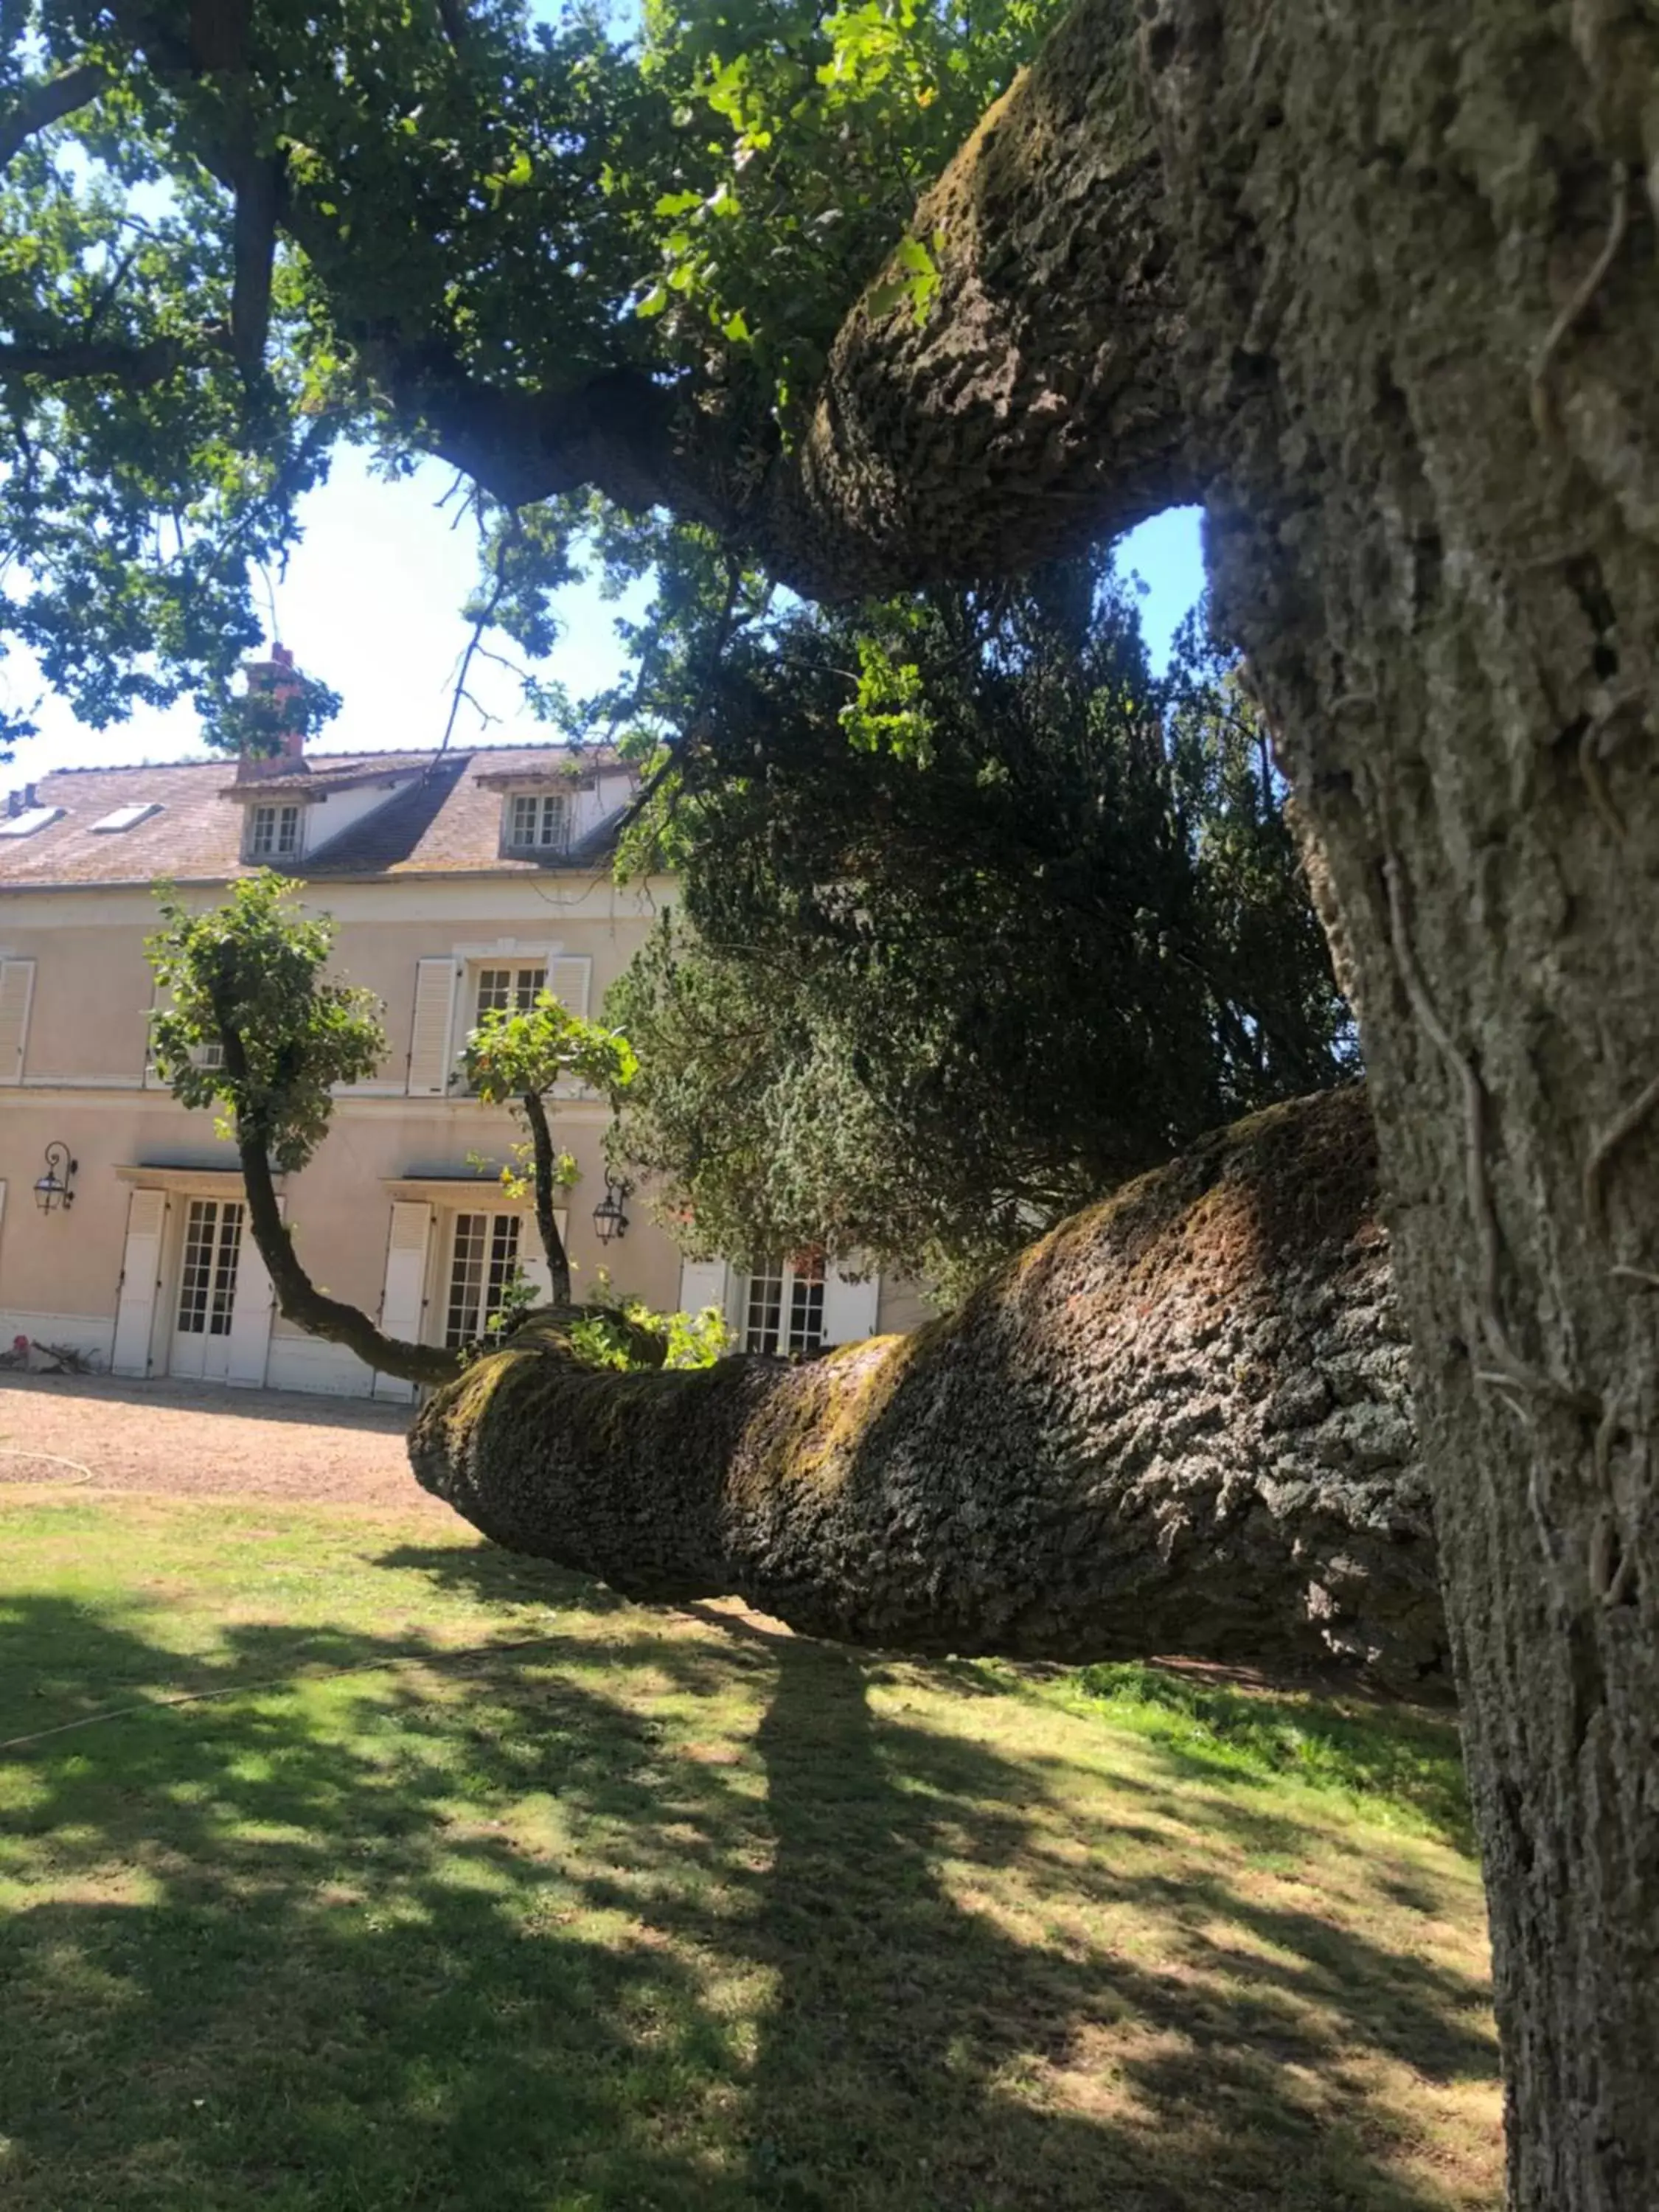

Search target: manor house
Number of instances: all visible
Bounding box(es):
[0,653,912,1399]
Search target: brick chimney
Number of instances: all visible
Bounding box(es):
[235,643,309,781]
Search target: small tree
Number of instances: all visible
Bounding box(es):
[461,992,639,1308]
[150,879,649,1371]
[147,874,465,1385]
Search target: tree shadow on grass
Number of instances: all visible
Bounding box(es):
[740,1635,1495,2212]
[0,1557,1498,2211]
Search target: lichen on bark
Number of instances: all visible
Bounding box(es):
[411,1085,1447,1688]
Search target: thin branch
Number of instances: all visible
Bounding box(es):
[612,552,752,839]
[432,507,524,768]
[199,404,346,582]
[470,641,533,682]
[0,62,112,169]
[80,240,146,339]
[0,336,188,385]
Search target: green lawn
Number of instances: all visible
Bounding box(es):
[0,1492,1500,2211]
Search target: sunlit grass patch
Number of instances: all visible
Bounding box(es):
[1056,1659,1471,1851]
[0,1492,1500,2210]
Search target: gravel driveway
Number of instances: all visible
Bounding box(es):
[0,1370,448,1513]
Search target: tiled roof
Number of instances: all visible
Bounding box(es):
[0,744,632,889]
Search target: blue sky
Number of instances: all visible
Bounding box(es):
[4,462,1207,780]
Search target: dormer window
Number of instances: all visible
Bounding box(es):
[248,802,301,860]
[505,792,569,855]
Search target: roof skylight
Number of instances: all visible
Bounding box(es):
[90,802,163,833]
[0,805,64,838]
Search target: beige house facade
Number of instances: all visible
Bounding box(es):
[0,676,914,1401]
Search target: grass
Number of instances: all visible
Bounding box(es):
[0,1492,1500,2211]
[1057,1662,1474,1854]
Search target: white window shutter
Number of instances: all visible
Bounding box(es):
[374,1202,432,1401]
[548,954,591,1018]
[677,1257,728,1316]
[226,1196,281,1387]
[0,959,35,1085]
[406,959,457,1096]
[821,1262,880,1345]
[111,1189,168,1375]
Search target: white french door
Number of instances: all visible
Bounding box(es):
[170,1197,245,1382]
[444,1211,524,1349]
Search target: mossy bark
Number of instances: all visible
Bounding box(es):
[412,1087,1446,1686]
[1127,7,1659,2201]
[405,2,1659,2188]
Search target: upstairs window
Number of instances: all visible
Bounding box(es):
[505,792,570,854]
[475,963,546,1024]
[248,802,301,860]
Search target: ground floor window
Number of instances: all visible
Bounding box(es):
[445,1211,523,1348]
[176,1198,243,1338]
[742,1252,825,1356]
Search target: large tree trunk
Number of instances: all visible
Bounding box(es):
[382,0,1656,2190]
[413,1085,1449,1687]
[1133,7,1659,2204]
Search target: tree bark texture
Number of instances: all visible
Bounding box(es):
[487,4,1654,2189]
[338,0,1657,2187]
[361,0,1195,593]
[1125,6,1659,2204]
[412,1085,1449,1687]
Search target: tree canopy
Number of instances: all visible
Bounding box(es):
[148,872,385,1167]
[462,988,639,1305]
[608,559,1352,1295]
[0,0,1077,747]
[18,5,1659,2194]
[148,872,466,1385]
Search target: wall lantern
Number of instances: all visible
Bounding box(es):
[591,1173,632,1246]
[33,1141,77,1214]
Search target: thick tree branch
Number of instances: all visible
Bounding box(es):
[0,63,112,168]
[229,153,279,380]
[412,1086,1447,1688]
[370,0,1194,597]
[72,0,1189,592]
